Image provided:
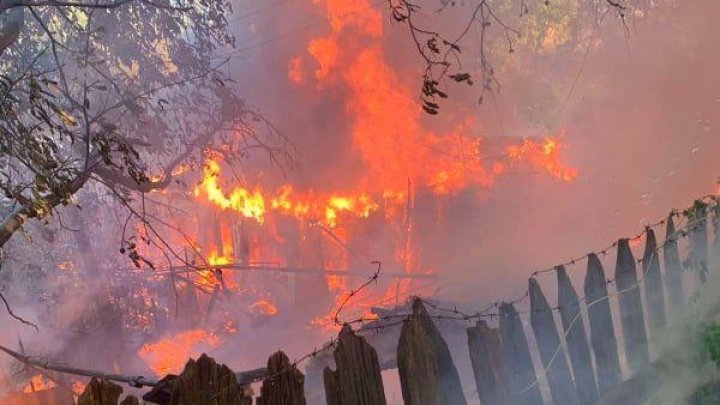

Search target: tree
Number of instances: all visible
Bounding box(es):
[0,2,291,323]
[386,0,646,114]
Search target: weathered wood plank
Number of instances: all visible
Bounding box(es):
[642,228,666,338]
[529,278,579,405]
[397,313,443,405]
[499,302,544,405]
[324,325,386,405]
[257,351,306,405]
[663,215,683,311]
[467,320,513,405]
[397,299,467,405]
[584,253,621,394]
[687,203,709,284]
[557,265,599,404]
[119,396,140,405]
[713,203,720,265]
[146,354,251,405]
[77,377,122,405]
[615,238,650,374]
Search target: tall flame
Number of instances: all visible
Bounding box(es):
[186,0,579,332]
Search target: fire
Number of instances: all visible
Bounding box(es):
[194,162,383,228]
[195,160,266,223]
[138,329,221,376]
[248,298,278,316]
[22,374,56,393]
[71,380,86,396]
[506,135,578,182]
[186,0,579,332]
[57,260,74,274]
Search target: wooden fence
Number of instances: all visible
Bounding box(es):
[17,200,720,404]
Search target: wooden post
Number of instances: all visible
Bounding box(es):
[324,325,386,405]
[713,203,720,267]
[303,351,334,405]
[120,397,140,405]
[615,238,650,374]
[397,313,443,405]
[557,266,599,404]
[150,353,251,405]
[664,215,683,311]
[642,228,666,338]
[78,378,123,405]
[688,203,709,284]
[397,299,467,405]
[467,320,514,405]
[499,302,543,405]
[257,351,306,405]
[529,278,579,405]
[584,253,621,394]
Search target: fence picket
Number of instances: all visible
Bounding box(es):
[499,302,544,405]
[557,266,599,404]
[397,299,466,405]
[664,215,683,311]
[643,229,666,340]
[258,351,306,405]
[324,325,385,405]
[467,320,514,405]
[584,253,621,394]
[529,278,579,405]
[615,238,650,374]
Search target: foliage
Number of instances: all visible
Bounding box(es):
[705,323,720,369]
[0,1,293,328]
[391,0,681,114]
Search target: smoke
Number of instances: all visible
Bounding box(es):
[1,0,719,402]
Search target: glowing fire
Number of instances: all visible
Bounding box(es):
[138,329,221,375]
[72,380,86,396]
[130,0,579,337]
[22,374,56,393]
[248,298,278,316]
[507,136,578,181]
[184,0,579,332]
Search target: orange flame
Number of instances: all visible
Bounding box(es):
[506,136,578,181]
[138,329,221,376]
[187,0,579,333]
[248,298,278,316]
[22,374,56,393]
